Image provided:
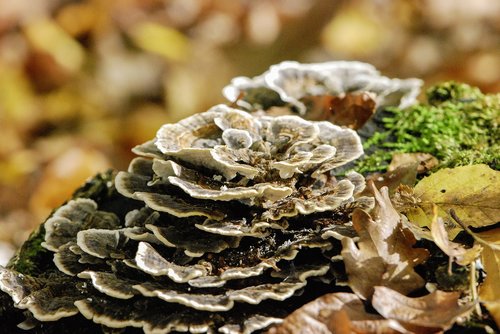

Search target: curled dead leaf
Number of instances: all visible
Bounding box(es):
[431,208,483,269]
[362,164,418,198]
[341,185,428,299]
[372,286,475,333]
[267,292,404,334]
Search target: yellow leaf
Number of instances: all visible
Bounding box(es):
[0,66,37,123]
[475,229,500,249]
[406,164,500,237]
[24,19,85,73]
[445,209,500,327]
[129,22,190,62]
[322,6,386,58]
[479,239,500,328]
[448,210,500,251]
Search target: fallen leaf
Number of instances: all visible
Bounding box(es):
[393,184,420,210]
[448,209,500,252]
[431,208,483,268]
[406,164,500,237]
[341,185,429,299]
[362,163,418,197]
[24,18,85,73]
[128,22,190,61]
[478,236,500,327]
[388,153,438,175]
[301,92,376,129]
[267,292,403,334]
[372,286,475,333]
[472,228,500,250]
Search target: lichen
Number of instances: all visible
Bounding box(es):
[356,82,499,173]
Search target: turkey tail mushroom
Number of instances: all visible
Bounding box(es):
[0,61,424,333]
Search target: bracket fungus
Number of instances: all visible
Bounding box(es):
[0,61,423,333]
[223,61,422,118]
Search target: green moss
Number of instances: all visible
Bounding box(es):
[426,81,483,104]
[356,82,499,174]
[7,224,50,276]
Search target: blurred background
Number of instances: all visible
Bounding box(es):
[0,0,499,264]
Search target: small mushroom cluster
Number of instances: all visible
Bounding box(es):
[0,61,422,333]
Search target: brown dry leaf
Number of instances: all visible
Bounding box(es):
[341,185,429,299]
[372,286,475,333]
[431,208,483,268]
[388,153,438,175]
[362,163,418,197]
[405,165,500,237]
[302,92,376,129]
[267,292,403,334]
